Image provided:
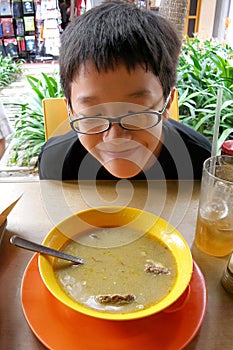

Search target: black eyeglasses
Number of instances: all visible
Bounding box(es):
[68,92,171,135]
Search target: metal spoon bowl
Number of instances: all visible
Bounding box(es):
[10,235,83,265]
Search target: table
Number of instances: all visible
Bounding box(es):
[0,179,232,349]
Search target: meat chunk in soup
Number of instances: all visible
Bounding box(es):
[96,293,135,305]
[144,259,171,275]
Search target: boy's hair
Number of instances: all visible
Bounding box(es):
[59,1,181,107]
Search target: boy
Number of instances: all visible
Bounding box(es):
[39,1,211,180]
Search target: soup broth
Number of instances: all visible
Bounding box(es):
[54,227,177,314]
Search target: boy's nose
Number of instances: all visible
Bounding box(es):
[103,122,132,141]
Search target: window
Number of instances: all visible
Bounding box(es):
[184,0,202,37]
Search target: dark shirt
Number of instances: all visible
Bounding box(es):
[38,119,211,180]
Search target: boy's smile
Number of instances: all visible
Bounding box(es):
[70,63,169,178]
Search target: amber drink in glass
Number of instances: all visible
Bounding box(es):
[195,155,233,256]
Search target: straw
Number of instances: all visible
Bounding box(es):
[209,87,223,176]
[211,87,223,157]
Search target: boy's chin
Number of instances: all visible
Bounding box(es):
[103,159,144,178]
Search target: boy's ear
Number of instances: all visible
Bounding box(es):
[64,97,72,115]
[170,87,176,104]
[167,87,176,108]
[163,87,176,121]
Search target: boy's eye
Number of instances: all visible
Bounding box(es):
[79,113,103,118]
[77,117,109,133]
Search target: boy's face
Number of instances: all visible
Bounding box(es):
[70,63,169,178]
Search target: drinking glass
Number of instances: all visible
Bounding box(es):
[195,155,233,256]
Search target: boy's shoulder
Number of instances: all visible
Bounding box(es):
[166,119,211,152]
[38,131,81,180]
[41,130,78,150]
[161,119,211,179]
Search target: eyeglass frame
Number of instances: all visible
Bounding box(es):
[68,91,172,135]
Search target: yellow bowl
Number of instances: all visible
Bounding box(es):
[38,206,193,320]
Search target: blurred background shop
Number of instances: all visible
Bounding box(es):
[0,0,233,63]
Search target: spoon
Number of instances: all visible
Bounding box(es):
[10,235,83,265]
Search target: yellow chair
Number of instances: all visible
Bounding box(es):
[42,90,179,139]
[42,98,71,140]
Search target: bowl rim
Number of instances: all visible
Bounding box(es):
[38,206,193,320]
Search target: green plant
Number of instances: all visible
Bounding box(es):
[8,71,64,166]
[0,55,23,88]
[177,37,233,150]
[8,103,45,166]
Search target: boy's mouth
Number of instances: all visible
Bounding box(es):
[97,145,142,159]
